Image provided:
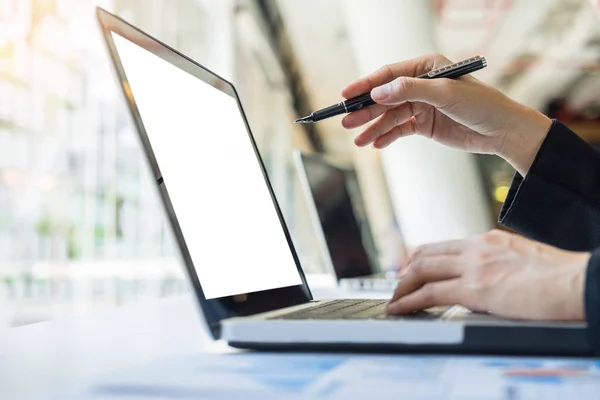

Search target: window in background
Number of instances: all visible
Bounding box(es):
[0,0,309,327]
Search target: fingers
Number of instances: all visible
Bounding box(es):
[371,77,456,108]
[390,255,464,302]
[341,104,393,129]
[354,103,414,147]
[388,279,461,314]
[372,119,417,149]
[341,54,447,99]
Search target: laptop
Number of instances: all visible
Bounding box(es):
[97,7,592,355]
[292,151,399,292]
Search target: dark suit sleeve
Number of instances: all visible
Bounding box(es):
[498,120,600,354]
[499,120,600,250]
[586,249,600,354]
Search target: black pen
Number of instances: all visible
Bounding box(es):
[294,55,487,124]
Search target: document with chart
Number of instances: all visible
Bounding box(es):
[54,353,600,400]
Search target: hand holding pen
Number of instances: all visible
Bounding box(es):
[339,53,552,176]
[296,55,487,124]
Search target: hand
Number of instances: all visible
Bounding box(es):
[388,230,590,321]
[341,54,552,176]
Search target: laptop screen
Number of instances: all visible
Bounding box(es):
[299,154,378,279]
[98,8,311,336]
[111,33,302,299]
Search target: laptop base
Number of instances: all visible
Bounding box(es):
[228,323,592,356]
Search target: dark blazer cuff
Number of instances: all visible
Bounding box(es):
[586,248,600,355]
[500,119,600,216]
[532,120,600,203]
[498,120,555,227]
[498,172,523,226]
[498,120,600,251]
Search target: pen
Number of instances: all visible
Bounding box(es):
[294,55,487,124]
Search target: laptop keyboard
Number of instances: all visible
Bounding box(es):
[271,299,442,320]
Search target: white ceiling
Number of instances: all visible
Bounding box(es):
[277,0,600,155]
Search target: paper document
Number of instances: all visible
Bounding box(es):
[54,353,600,400]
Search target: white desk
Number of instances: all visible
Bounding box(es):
[0,294,228,400]
[4,286,598,400]
[0,278,392,400]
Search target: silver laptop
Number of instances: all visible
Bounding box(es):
[98,7,592,355]
[293,151,399,292]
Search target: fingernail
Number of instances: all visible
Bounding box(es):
[371,84,390,100]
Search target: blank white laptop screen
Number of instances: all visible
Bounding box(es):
[111,33,302,299]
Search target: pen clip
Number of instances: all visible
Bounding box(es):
[426,56,484,78]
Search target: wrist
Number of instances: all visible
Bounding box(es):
[499,107,552,176]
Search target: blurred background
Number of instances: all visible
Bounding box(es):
[0,0,599,327]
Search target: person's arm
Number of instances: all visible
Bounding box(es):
[499,120,600,353]
[342,54,600,354]
[385,230,600,355]
[500,120,600,251]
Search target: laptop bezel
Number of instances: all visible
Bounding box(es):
[96,7,312,339]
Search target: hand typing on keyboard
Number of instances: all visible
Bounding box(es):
[387,230,588,322]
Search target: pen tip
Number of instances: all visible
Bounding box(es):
[294,116,312,124]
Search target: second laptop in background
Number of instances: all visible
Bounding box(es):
[293,150,400,292]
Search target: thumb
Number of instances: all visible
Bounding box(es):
[371,76,456,108]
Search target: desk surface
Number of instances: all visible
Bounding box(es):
[0,294,229,400]
[0,279,388,400]
[3,289,600,400]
